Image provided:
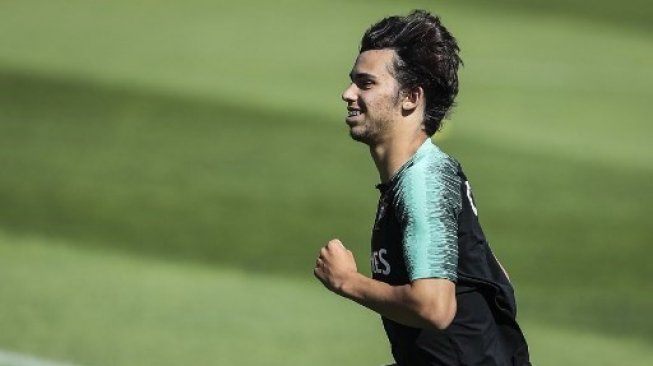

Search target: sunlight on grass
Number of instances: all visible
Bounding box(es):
[1,231,652,366]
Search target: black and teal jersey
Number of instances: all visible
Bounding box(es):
[371,139,531,366]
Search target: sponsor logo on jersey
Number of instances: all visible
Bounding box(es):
[371,248,391,275]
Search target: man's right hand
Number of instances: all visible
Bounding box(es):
[313,239,358,295]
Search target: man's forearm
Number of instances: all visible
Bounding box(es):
[338,273,456,330]
[313,239,456,330]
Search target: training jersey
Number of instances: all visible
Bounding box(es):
[371,139,531,366]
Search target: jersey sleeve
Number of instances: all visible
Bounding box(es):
[393,158,462,282]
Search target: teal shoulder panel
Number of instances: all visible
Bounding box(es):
[392,146,462,282]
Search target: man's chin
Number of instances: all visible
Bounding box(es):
[349,130,372,145]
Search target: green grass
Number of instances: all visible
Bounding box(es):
[463,0,653,32]
[0,230,390,366]
[0,69,375,272]
[1,67,651,341]
[2,231,653,366]
[0,0,652,363]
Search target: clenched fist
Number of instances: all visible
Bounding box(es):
[314,239,358,295]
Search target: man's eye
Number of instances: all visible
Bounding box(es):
[358,80,373,89]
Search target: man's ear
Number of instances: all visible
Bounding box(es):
[401,86,424,112]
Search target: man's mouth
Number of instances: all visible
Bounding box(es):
[347,110,361,117]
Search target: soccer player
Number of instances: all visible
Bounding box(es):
[313,10,531,366]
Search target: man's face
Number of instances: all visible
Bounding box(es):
[342,49,403,145]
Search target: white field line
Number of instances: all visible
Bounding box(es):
[0,350,81,366]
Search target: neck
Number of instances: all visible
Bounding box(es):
[370,131,429,183]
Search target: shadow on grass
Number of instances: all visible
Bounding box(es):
[0,67,375,274]
[462,0,652,33]
[0,68,651,342]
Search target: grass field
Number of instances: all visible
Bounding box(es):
[1,0,652,364]
[2,231,653,366]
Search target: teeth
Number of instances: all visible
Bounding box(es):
[348,111,361,116]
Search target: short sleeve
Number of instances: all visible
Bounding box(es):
[393,157,462,282]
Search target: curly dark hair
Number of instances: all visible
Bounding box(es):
[360,10,462,135]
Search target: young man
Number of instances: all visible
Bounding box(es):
[313,10,531,366]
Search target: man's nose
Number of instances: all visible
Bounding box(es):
[341,83,357,102]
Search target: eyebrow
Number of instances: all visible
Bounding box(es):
[349,72,376,81]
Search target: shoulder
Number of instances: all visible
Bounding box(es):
[392,143,463,283]
[393,145,462,207]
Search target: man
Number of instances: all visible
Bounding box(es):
[313,10,531,366]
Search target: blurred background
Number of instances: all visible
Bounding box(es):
[0,0,651,365]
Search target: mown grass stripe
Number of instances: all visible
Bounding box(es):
[1,231,653,366]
